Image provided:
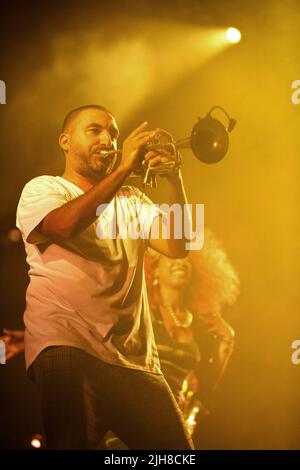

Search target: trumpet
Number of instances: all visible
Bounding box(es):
[99,106,236,187]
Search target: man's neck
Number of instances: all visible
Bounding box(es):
[61,169,100,193]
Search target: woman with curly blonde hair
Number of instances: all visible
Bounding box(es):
[144,228,239,434]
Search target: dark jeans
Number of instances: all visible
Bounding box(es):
[32,346,194,450]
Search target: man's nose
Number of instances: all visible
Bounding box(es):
[99,130,112,147]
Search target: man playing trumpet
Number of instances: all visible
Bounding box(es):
[16,104,193,450]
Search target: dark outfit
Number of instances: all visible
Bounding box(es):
[32,346,192,450]
[152,307,216,412]
[153,310,201,399]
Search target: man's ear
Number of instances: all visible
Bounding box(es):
[59,132,69,153]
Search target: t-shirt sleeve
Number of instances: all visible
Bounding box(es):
[16,175,68,244]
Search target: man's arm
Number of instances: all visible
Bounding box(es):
[39,165,132,240]
[148,170,192,258]
[39,122,154,240]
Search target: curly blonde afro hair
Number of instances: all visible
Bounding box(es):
[144,228,240,316]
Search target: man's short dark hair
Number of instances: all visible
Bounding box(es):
[62,104,112,132]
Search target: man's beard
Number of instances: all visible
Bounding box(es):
[77,152,115,180]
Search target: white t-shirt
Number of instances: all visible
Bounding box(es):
[16,175,162,374]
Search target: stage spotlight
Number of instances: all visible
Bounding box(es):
[31,438,41,449]
[226,27,241,44]
[30,434,44,449]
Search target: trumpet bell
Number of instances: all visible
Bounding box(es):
[191,115,229,164]
[128,105,236,186]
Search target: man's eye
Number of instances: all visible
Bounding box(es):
[110,128,119,139]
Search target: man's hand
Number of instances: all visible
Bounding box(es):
[143,128,176,171]
[120,122,163,172]
[143,149,176,169]
[0,328,25,361]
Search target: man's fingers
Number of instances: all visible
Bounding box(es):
[147,156,163,167]
[131,129,160,144]
[129,121,149,138]
[129,126,163,143]
[144,150,158,160]
[143,153,174,168]
[144,149,173,160]
[130,134,153,149]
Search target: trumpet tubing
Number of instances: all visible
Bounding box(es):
[99,106,236,187]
